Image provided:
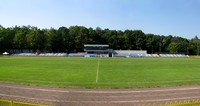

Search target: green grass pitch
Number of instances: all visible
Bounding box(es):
[0,57,200,88]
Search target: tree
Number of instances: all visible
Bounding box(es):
[170,36,189,54]
[13,26,30,51]
[115,31,124,50]
[150,35,162,53]
[57,26,69,52]
[0,25,196,54]
[167,42,179,53]
[123,30,134,50]
[49,28,60,52]
[88,27,96,44]
[95,27,105,44]
[76,26,90,51]
[26,27,39,52]
[43,28,57,52]
[68,26,78,52]
[36,30,47,52]
[0,26,5,52]
[103,29,119,49]
[133,30,146,50]
[162,35,172,52]
[190,36,200,55]
[145,34,155,53]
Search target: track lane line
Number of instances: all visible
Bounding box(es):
[1,84,200,93]
[1,93,200,103]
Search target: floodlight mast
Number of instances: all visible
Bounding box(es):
[197,42,200,56]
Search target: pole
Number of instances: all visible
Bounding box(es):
[197,42,199,56]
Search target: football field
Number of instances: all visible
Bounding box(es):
[0,57,200,88]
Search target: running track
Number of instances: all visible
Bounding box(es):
[0,83,200,106]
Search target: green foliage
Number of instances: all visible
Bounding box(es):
[0,27,15,51]
[0,57,200,88]
[26,27,47,52]
[13,30,27,50]
[0,25,199,55]
[190,36,200,55]
[168,42,179,53]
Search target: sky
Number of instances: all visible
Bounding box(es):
[0,0,200,39]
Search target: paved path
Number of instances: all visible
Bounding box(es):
[0,83,200,106]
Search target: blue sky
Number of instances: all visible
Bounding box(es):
[0,0,200,39]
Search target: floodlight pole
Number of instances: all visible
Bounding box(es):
[197,42,199,56]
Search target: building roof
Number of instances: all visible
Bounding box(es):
[84,44,109,47]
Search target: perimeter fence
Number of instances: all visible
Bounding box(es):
[0,99,48,106]
[1,99,200,106]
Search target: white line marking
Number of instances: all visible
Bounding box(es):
[1,84,200,94]
[96,58,100,83]
[14,91,195,98]
[0,93,59,102]
[72,87,200,93]
[0,85,69,93]
[78,91,199,98]
[0,93,200,103]
[1,78,200,84]
[110,96,200,103]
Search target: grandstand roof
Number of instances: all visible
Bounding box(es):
[84,44,109,47]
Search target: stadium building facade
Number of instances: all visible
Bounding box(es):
[84,44,110,57]
[84,44,147,58]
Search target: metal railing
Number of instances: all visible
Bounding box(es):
[0,99,48,106]
[1,99,200,106]
[163,100,200,106]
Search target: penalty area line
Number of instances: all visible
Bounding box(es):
[96,58,100,83]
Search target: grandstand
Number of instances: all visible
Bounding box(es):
[12,53,37,56]
[113,50,147,58]
[10,44,189,58]
[84,44,109,57]
[38,53,67,57]
[68,53,85,57]
[12,52,188,58]
[159,54,189,57]
[13,53,67,57]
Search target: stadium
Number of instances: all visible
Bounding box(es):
[1,0,200,105]
[1,44,200,106]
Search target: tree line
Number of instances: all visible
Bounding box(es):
[0,25,200,55]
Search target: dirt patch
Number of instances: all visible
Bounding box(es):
[0,82,200,106]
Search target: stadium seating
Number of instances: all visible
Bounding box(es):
[152,54,159,57]
[13,53,68,57]
[12,52,189,58]
[113,53,129,58]
[99,54,109,57]
[130,54,143,58]
[144,54,152,57]
[68,53,84,57]
[159,54,188,57]
[84,54,96,58]
[13,53,37,56]
[39,53,67,56]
